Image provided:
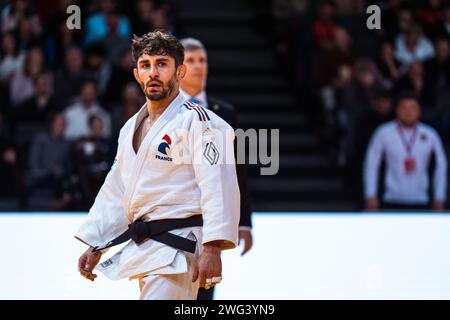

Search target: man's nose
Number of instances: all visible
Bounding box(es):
[148,64,160,78]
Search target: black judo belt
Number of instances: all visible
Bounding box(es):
[92,215,203,253]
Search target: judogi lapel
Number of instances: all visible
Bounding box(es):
[123,94,185,221]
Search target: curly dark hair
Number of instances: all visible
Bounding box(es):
[131,31,184,67]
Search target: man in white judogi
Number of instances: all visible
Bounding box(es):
[76,31,240,299]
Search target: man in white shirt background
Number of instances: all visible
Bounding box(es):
[179,37,254,300]
[395,24,435,66]
[64,79,111,141]
[364,91,447,211]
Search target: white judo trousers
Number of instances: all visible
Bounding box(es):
[138,229,201,300]
[75,93,240,299]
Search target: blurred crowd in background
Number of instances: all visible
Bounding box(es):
[265,0,450,203]
[0,0,175,210]
[0,0,449,211]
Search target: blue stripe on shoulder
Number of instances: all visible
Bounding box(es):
[184,103,202,121]
[186,100,210,122]
[200,106,211,120]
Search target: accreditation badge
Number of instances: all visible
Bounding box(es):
[404,157,416,174]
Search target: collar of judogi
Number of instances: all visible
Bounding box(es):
[135,92,186,129]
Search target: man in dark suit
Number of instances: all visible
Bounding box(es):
[180,37,253,300]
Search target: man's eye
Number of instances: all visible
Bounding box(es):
[141,63,150,68]
[157,62,166,67]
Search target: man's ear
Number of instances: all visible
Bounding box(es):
[177,64,186,79]
[133,68,139,83]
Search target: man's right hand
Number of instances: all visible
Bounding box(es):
[366,197,379,211]
[78,247,102,281]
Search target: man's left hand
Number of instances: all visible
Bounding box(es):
[192,244,222,289]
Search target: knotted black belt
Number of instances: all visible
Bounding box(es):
[92,215,203,253]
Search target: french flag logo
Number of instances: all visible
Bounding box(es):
[158,134,172,155]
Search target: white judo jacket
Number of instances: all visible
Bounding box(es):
[75,93,240,280]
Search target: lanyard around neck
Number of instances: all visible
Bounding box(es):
[396,123,417,155]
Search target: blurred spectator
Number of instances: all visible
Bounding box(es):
[424,37,450,90]
[0,31,23,84]
[355,90,394,163]
[341,58,381,117]
[271,0,310,18]
[15,13,42,50]
[84,0,131,45]
[352,90,394,203]
[333,0,365,16]
[44,10,83,68]
[376,41,401,88]
[15,72,58,123]
[84,43,111,95]
[437,3,450,39]
[312,1,337,51]
[397,7,416,35]
[26,112,72,210]
[111,82,143,139]
[64,79,111,140]
[415,0,444,38]
[395,24,435,65]
[97,9,130,64]
[53,46,86,108]
[0,111,20,198]
[132,0,174,35]
[339,58,383,165]
[314,27,358,128]
[1,0,42,35]
[36,0,71,31]
[364,92,447,211]
[103,48,135,109]
[315,27,358,88]
[71,114,112,210]
[395,61,435,109]
[132,0,156,35]
[9,46,46,105]
[148,1,174,32]
[259,0,305,86]
[379,0,411,42]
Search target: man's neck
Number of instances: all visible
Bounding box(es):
[82,101,95,109]
[398,120,417,129]
[146,90,179,122]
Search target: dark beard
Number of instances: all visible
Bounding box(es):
[140,75,175,101]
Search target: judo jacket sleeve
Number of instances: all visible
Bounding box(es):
[187,116,240,250]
